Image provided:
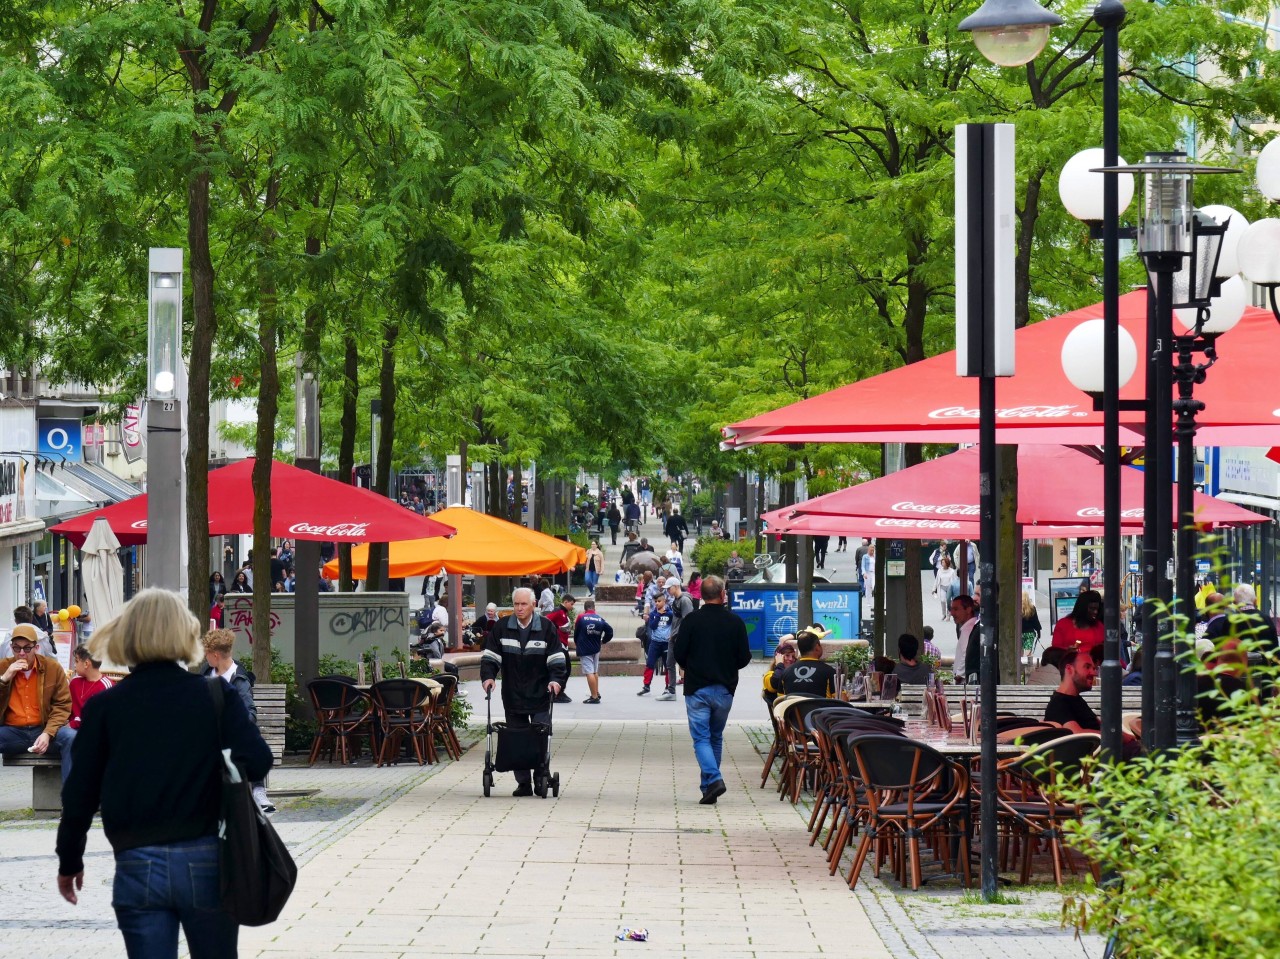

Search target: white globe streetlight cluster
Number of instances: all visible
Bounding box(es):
[1238,139,1280,301]
[1056,147,1263,394]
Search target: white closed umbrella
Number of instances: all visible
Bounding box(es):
[81,515,125,637]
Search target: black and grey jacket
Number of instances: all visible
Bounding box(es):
[480,613,569,713]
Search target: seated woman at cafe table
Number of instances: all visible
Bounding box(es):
[891,634,933,685]
[1026,646,1066,686]
[762,636,797,707]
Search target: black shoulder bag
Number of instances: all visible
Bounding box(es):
[205,676,298,926]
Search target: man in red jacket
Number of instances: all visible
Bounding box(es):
[544,594,576,704]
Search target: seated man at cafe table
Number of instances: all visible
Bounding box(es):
[892,634,933,685]
[1044,647,1101,733]
[0,624,75,782]
[781,628,837,699]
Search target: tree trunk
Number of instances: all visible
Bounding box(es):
[903,444,925,642]
[185,161,214,620]
[337,331,358,591]
[365,319,399,591]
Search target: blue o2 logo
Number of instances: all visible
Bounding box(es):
[38,419,83,461]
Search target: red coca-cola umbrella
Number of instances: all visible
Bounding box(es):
[50,458,454,547]
[724,289,1280,448]
[760,446,1266,538]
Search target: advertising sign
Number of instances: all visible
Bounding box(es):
[121,404,145,463]
[1049,576,1089,629]
[38,418,83,462]
[0,457,18,524]
[730,584,861,655]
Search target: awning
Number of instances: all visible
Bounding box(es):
[35,463,140,526]
[0,517,46,548]
[760,446,1269,538]
[49,458,455,547]
[324,506,587,578]
[63,463,142,503]
[723,290,1280,448]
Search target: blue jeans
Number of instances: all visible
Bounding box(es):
[112,837,237,959]
[0,723,76,783]
[685,685,734,791]
[585,570,599,593]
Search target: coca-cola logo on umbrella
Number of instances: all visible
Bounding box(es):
[892,501,979,516]
[926,405,1083,420]
[874,518,964,529]
[288,522,371,537]
[1077,507,1144,519]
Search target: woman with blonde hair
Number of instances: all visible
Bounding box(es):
[56,588,272,958]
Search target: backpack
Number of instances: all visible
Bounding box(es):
[416,607,433,630]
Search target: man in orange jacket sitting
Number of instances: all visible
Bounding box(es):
[0,623,75,782]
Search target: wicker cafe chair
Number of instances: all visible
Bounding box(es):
[807,712,905,851]
[995,732,1100,886]
[761,695,786,788]
[843,734,971,891]
[428,674,463,760]
[307,679,373,766]
[779,697,851,803]
[370,679,436,766]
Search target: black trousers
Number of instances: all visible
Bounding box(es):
[505,708,551,785]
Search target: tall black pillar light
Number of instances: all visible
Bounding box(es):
[1055,0,1130,763]
[294,355,321,703]
[959,0,1059,903]
[1169,278,1244,743]
[1111,154,1236,747]
[146,247,186,593]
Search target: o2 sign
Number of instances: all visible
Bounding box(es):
[38,418,83,462]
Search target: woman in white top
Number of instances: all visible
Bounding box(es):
[933,555,959,621]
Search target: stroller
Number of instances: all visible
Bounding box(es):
[482,690,560,799]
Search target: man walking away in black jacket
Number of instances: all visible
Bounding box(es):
[674,575,752,805]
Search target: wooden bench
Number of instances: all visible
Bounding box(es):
[254,683,286,767]
[2,754,62,816]
[897,683,1144,719]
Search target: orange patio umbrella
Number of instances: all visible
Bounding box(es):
[323,506,587,578]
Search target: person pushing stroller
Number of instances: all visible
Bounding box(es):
[480,587,569,797]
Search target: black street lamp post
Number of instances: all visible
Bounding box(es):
[1110,155,1235,747]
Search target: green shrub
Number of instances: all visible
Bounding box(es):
[832,642,870,675]
[1061,664,1280,958]
[691,538,738,576]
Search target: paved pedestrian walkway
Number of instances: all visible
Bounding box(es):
[1,683,1103,959]
[241,719,891,959]
[1,509,1100,958]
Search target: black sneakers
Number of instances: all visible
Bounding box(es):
[700,780,727,805]
[512,783,534,797]
[583,696,602,704]
[637,686,651,696]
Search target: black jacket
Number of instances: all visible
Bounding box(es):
[674,602,752,697]
[56,661,272,876]
[201,660,257,723]
[480,613,569,713]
